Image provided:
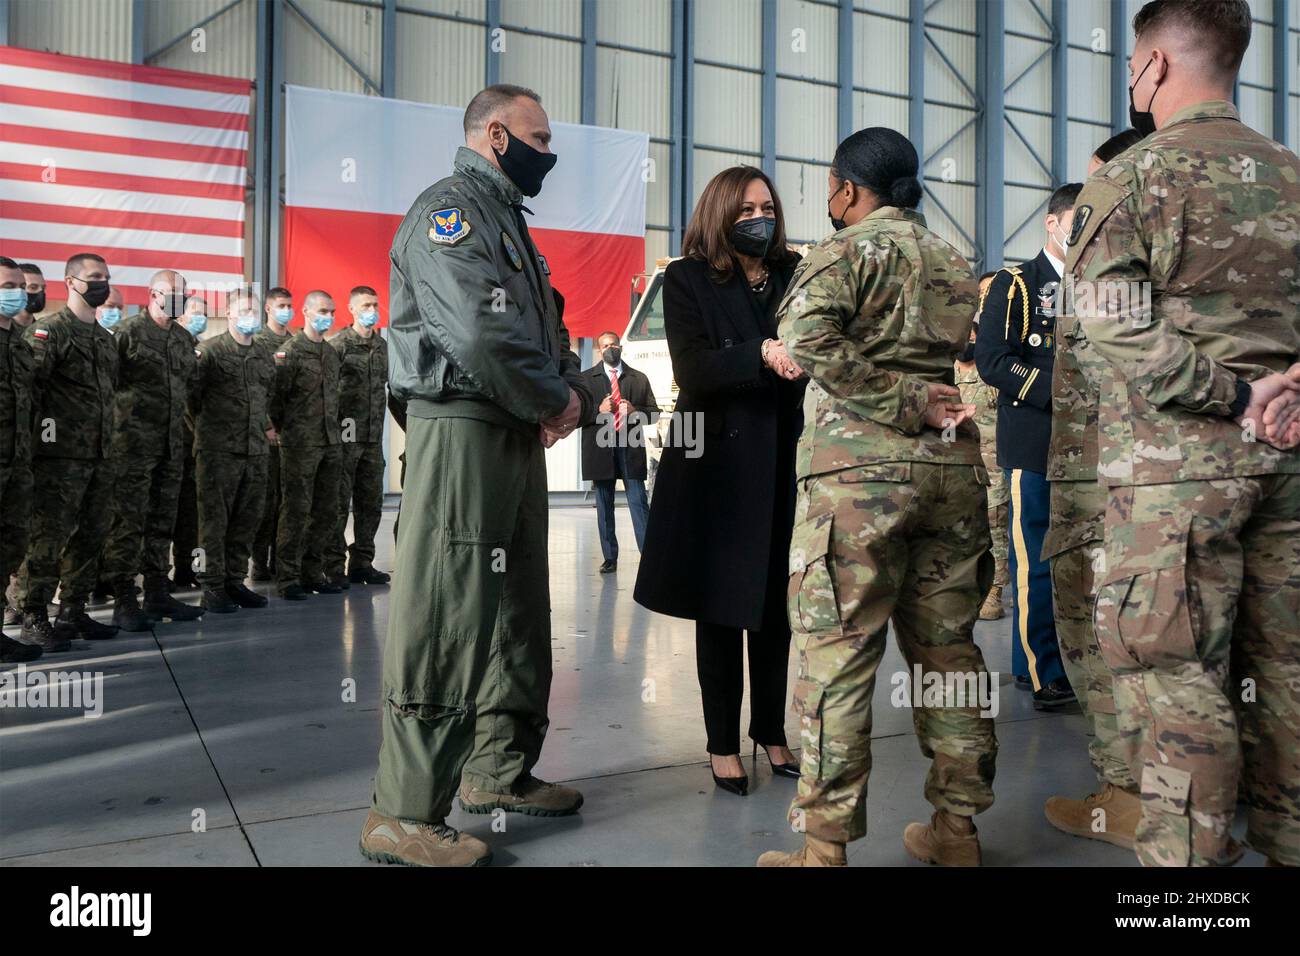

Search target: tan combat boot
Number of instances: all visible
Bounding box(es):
[757,836,847,867]
[1044,783,1140,849]
[459,774,584,817]
[358,809,491,867]
[978,585,1004,620]
[903,810,981,866]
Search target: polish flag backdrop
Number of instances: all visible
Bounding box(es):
[284,85,649,339]
[0,46,250,307]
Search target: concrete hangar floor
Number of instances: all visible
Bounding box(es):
[0,500,1268,868]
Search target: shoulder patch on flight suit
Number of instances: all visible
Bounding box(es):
[428,207,470,246]
[502,232,523,271]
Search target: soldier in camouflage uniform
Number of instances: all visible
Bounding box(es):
[169,297,209,591]
[17,253,120,650]
[0,256,41,663]
[758,128,997,868]
[269,290,342,600]
[324,285,391,588]
[1067,0,1300,867]
[190,293,275,613]
[100,270,205,631]
[955,273,1009,621]
[1040,130,1149,851]
[251,287,294,581]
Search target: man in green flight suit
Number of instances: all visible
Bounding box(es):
[359,84,594,867]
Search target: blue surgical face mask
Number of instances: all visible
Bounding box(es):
[273,307,292,326]
[186,314,208,337]
[0,288,28,318]
[310,313,334,334]
[97,307,123,330]
[358,309,379,328]
[235,312,261,336]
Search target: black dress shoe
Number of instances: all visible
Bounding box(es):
[201,588,238,613]
[709,755,748,796]
[599,559,617,574]
[226,583,268,609]
[280,584,310,601]
[1033,677,1077,711]
[1014,674,1032,691]
[753,741,800,778]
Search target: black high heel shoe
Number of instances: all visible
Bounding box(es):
[753,741,800,779]
[709,754,749,796]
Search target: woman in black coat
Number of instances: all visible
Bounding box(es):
[633,165,806,794]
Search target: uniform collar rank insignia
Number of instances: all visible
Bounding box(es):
[1068,205,1091,246]
[502,231,524,271]
[429,206,470,245]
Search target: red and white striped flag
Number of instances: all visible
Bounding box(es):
[0,46,250,307]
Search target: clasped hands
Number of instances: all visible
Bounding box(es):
[1236,363,1300,450]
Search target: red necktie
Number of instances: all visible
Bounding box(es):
[610,370,623,432]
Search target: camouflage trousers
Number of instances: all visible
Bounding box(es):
[984,448,1009,589]
[1047,479,1137,792]
[0,456,32,581]
[274,443,340,592]
[1096,475,1300,867]
[786,461,998,844]
[374,416,551,823]
[102,448,185,593]
[324,440,385,577]
[252,444,281,572]
[17,456,115,609]
[171,448,198,581]
[196,450,268,590]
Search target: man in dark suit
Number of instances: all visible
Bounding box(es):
[975,181,1081,712]
[580,331,656,573]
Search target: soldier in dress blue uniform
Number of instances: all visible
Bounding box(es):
[974,182,1081,711]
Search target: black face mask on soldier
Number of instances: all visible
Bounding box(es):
[495,126,558,198]
[27,289,45,314]
[827,184,849,231]
[731,216,776,258]
[74,277,111,309]
[1128,57,1159,138]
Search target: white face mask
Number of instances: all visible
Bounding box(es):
[1051,223,1070,254]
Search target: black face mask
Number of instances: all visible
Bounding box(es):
[496,126,557,198]
[731,216,776,258]
[27,289,45,314]
[827,187,848,232]
[602,346,622,367]
[1128,58,1158,138]
[75,278,111,309]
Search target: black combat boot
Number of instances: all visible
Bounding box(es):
[1,633,42,663]
[55,602,120,640]
[306,577,343,595]
[143,588,206,623]
[348,565,390,585]
[279,584,310,601]
[112,592,156,632]
[201,588,238,613]
[20,612,70,652]
[226,583,268,609]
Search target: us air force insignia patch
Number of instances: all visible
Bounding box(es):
[502,231,524,271]
[429,207,470,245]
[1068,205,1091,246]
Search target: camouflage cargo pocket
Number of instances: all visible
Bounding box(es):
[1093,518,1199,674]
[791,676,825,779]
[788,511,841,637]
[1137,764,1192,867]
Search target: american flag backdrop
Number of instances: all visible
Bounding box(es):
[0,46,251,307]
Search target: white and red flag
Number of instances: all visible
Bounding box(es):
[283,85,648,338]
[0,46,250,307]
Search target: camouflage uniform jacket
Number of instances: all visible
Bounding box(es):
[191,331,275,456]
[25,307,118,460]
[269,333,341,448]
[110,311,197,459]
[1065,100,1300,485]
[330,325,388,444]
[0,324,35,465]
[777,205,982,477]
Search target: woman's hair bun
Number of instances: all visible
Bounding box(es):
[889,176,923,208]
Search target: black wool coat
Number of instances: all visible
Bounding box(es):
[578,361,657,481]
[633,255,803,631]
